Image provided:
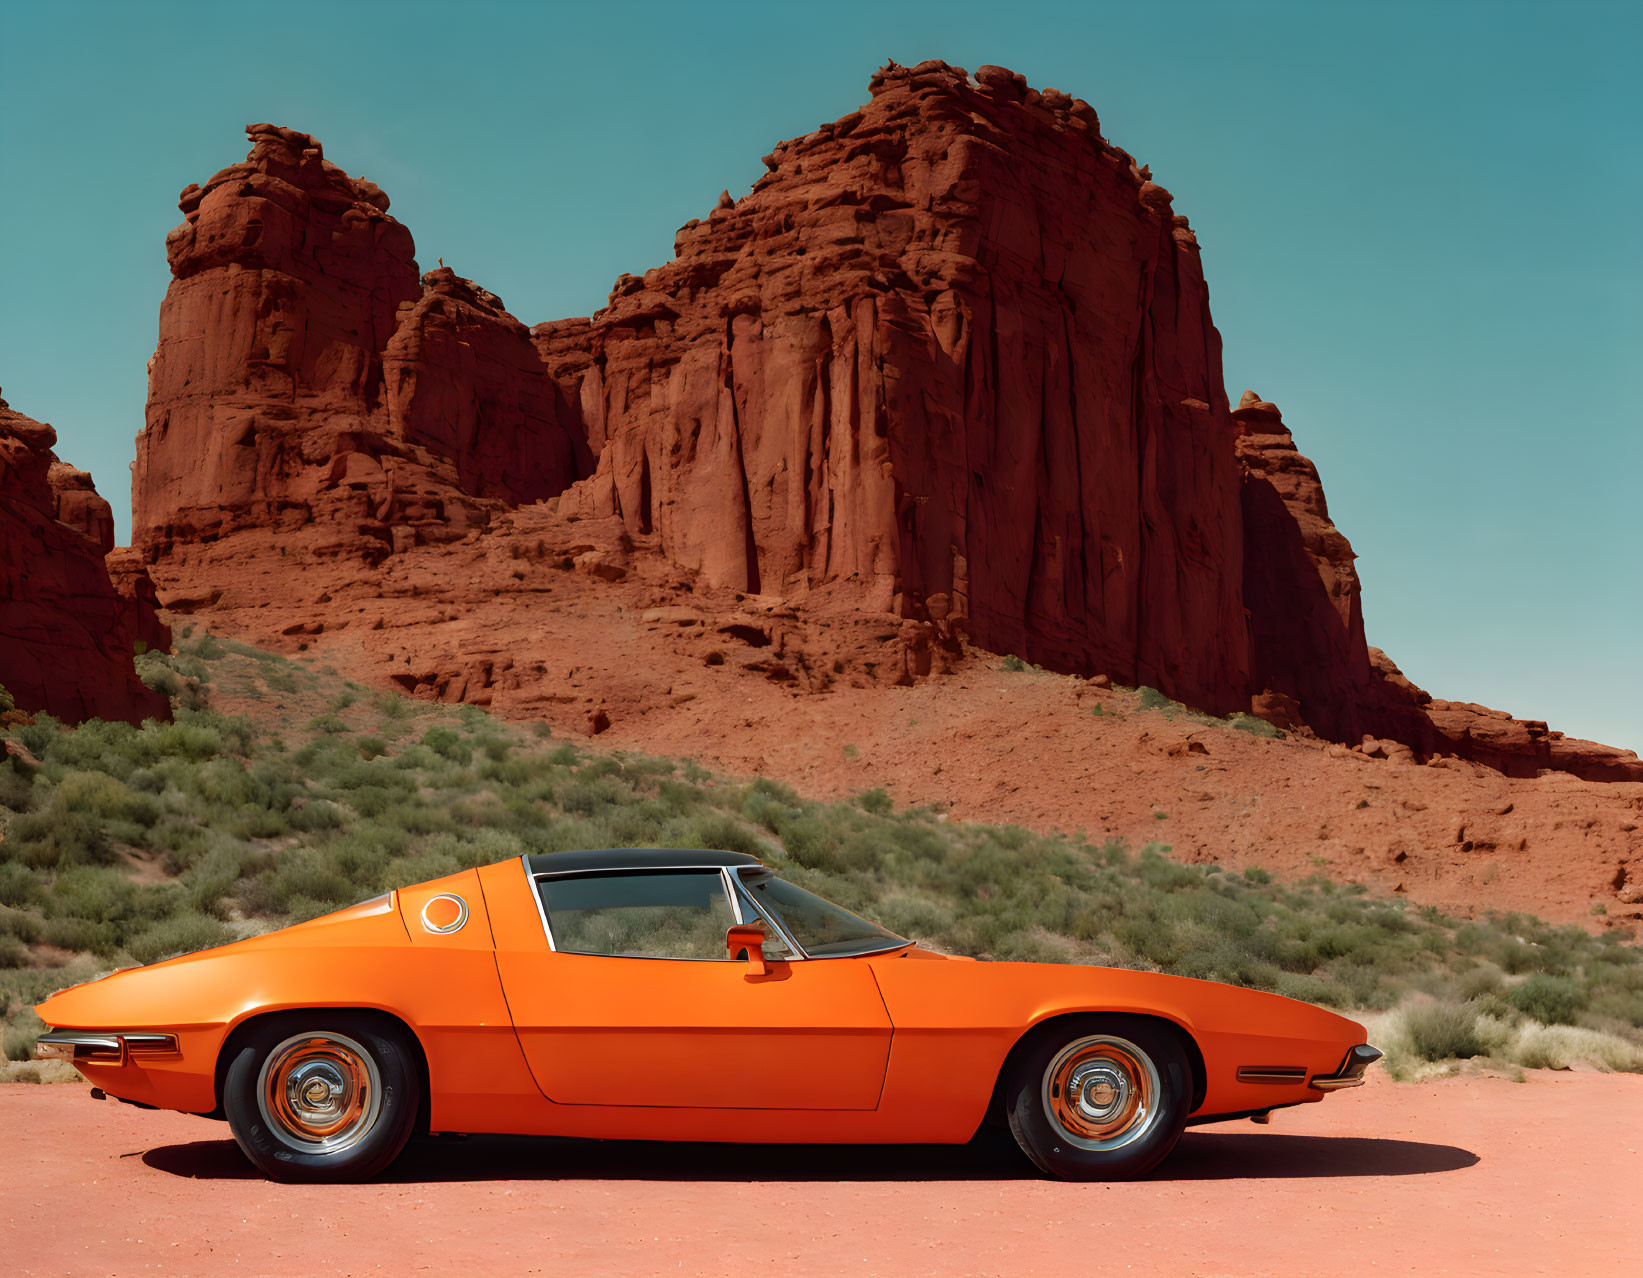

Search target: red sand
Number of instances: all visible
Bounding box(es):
[3,1070,1637,1276]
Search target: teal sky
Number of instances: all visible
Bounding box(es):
[2,1,1638,751]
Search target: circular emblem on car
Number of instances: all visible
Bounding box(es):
[421,894,468,934]
[302,1079,331,1107]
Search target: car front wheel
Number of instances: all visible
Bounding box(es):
[1004,1015,1192,1180]
[222,1013,419,1183]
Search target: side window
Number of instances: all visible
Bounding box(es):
[730,879,796,961]
[538,871,735,960]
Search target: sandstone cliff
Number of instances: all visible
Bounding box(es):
[0,391,169,723]
[126,70,1641,782]
[134,124,587,566]
[539,61,1248,712]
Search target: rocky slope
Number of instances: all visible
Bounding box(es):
[126,65,1641,784]
[0,391,169,723]
[158,523,1643,930]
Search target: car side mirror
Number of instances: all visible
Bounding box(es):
[725,923,768,976]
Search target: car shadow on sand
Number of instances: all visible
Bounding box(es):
[140,1127,1478,1184]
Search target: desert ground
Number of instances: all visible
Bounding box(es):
[3,1070,1636,1277]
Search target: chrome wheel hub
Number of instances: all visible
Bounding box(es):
[1042,1034,1163,1152]
[257,1031,382,1155]
[1069,1063,1128,1122]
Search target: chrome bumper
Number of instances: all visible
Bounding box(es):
[1310,1043,1382,1091]
[35,1031,179,1065]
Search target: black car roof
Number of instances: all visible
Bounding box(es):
[524,848,765,876]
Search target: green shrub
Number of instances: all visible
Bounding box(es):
[678,813,768,859]
[3,1013,43,1060]
[42,915,117,955]
[16,716,61,760]
[994,928,1078,964]
[187,631,227,661]
[1226,713,1282,738]
[0,863,41,909]
[1403,1002,1489,1061]
[1136,686,1179,716]
[0,765,34,812]
[263,851,357,912]
[0,909,42,945]
[855,788,893,816]
[125,914,233,966]
[1454,964,1506,1001]
[1507,973,1582,1025]
[137,657,183,699]
[5,811,112,868]
[421,727,472,764]
[147,719,225,762]
[871,895,956,939]
[54,770,162,826]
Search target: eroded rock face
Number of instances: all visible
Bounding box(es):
[541,59,1249,711]
[384,268,591,506]
[134,125,585,565]
[1236,389,1382,742]
[127,74,1641,782]
[1237,392,1641,782]
[48,462,116,553]
[0,393,169,724]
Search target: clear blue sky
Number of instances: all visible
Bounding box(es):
[2,1,1638,751]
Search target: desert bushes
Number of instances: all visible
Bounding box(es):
[1402,1000,1493,1061]
[1366,996,1643,1079]
[2,630,1640,1078]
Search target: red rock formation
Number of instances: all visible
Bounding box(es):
[1237,390,1640,782]
[134,125,585,566]
[128,72,1641,782]
[0,392,169,724]
[383,268,591,506]
[105,548,173,656]
[48,462,116,552]
[540,60,1250,711]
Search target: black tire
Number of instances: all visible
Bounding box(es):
[222,1012,419,1183]
[1004,1015,1192,1181]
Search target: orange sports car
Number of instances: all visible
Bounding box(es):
[35,849,1380,1182]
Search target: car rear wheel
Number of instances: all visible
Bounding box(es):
[222,1013,419,1183]
[1004,1015,1192,1181]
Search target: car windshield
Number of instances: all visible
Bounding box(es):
[735,869,908,958]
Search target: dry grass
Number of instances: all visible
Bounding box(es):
[1363,999,1643,1080]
